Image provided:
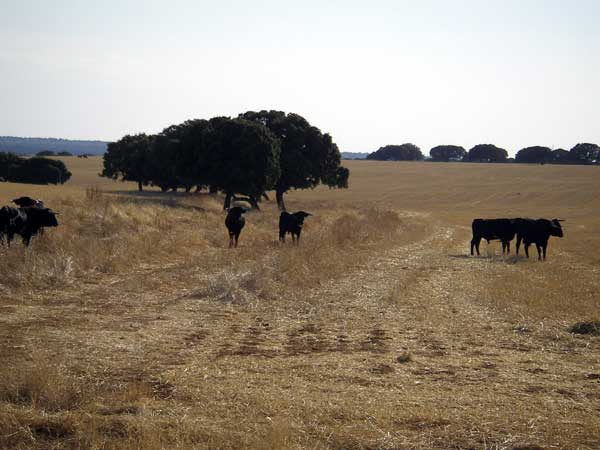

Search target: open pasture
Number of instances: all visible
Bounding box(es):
[0,158,599,449]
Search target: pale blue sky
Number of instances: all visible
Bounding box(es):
[1,0,598,155]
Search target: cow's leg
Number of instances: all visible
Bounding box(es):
[296,230,301,244]
[229,234,234,248]
[279,231,285,243]
[515,235,521,256]
[471,237,481,256]
[535,244,542,260]
[524,243,530,258]
[506,241,511,254]
[542,240,548,260]
[234,233,240,248]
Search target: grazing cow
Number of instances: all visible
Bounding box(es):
[0,206,58,247]
[12,196,44,208]
[279,211,312,243]
[225,206,246,248]
[470,218,517,256]
[515,218,563,260]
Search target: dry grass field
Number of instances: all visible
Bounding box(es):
[0,157,599,450]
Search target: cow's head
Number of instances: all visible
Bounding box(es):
[227,206,247,218]
[293,211,312,225]
[27,207,59,228]
[12,196,37,207]
[550,219,564,237]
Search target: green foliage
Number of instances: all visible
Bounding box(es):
[515,146,552,163]
[207,117,280,199]
[429,145,466,161]
[0,152,22,180]
[101,111,347,209]
[101,134,154,190]
[239,110,348,209]
[367,144,424,161]
[551,149,570,163]
[156,119,212,191]
[465,144,508,162]
[0,153,71,184]
[569,143,600,164]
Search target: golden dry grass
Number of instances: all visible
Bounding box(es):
[0,157,599,449]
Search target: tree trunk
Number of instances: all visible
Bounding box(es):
[223,192,233,210]
[276,188,286,211]
[138,181,143,191]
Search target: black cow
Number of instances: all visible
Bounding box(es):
[0,206,20,246]
[225,206,246,248]
[515,218,563,260]
[279,211,312,243]
[470,218,517,256]
[12,196,44,208]
[0,206,58,247]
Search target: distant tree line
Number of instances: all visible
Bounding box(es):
[0,152,72,184]
[101,111,349,210]
[36,150,73,157]
[365,142,600,164]
[0,136,107,156]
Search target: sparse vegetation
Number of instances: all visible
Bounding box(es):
[0,158,599,449]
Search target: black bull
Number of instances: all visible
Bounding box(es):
[471,218,564,260]
[0,206,59,247]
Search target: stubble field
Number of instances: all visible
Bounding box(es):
[0,157,599,450]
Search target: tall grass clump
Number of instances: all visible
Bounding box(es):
[0,190,208,293]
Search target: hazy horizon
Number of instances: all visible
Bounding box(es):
[1,1,599,156]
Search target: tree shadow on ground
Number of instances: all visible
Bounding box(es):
[105,190,211,213]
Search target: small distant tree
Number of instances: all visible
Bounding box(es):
[207,117,281,210]
[101,134,153,191]
[367,143,424,161]
[10,157,71,184]
[569,143,600,164]
[429,145,466,161]
[36,150,55,157]
[239,110,349,210]
[515,146,552,164]
[465,144,508,162]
